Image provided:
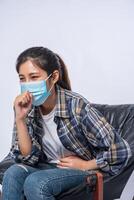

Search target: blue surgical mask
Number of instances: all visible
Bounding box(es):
[20,74,53,106]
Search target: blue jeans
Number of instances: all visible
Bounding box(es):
[2,163,89,200]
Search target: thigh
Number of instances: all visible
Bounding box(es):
[24,168,89,198]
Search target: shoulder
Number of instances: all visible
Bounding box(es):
[56,85,94,117]
[63,88,92,115]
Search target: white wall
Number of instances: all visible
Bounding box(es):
[0,0,134,161]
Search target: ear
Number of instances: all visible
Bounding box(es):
[51,70,60,84]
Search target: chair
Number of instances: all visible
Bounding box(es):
[114,170,134,200]
[1,103,134,199]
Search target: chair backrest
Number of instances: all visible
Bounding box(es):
[92,104,134,151]
[92,104,134,200]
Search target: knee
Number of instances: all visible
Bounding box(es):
[3,164,27,184]
[24,173,51,199]
[24,173,41,199]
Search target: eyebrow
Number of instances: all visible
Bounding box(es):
[19,72,40,77]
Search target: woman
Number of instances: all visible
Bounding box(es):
[2,47,131,200]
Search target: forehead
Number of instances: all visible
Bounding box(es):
[19,60,47,76]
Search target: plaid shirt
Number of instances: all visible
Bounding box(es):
[9,85,131,175]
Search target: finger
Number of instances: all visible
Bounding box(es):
[23,92,33,104]
[27,93,33,104]
[57,165,69,169]
[20,93,28,103]
[30,93,33,100]
[57,162,71,168]
[21,96,31,106]
[60,156,75,163]
[25,92,32,102]
[25,92,31,102]
[21,92,32,103]
[23,95,29,103]
[22,96,29,105]
[59,158,70,163]
[21,99,27,106]
[26,91,33,101]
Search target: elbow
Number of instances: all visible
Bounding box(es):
[21,152,31,157]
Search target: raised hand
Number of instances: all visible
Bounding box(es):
[14,91,33,121]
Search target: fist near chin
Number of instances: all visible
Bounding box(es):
[14,92,33,120]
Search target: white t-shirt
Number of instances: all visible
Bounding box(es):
[40,106,75,163]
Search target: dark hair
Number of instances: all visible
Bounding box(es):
[16,47,71,90]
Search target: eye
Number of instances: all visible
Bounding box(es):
[31,76,39,79]
[19,77,25,82]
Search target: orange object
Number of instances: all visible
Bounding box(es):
[93,172,103,200]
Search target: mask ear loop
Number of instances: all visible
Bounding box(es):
[45,73,55,93]
[45,73,52,81]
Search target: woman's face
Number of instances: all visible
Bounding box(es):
[18,60,59,90]
[19,60,49,83]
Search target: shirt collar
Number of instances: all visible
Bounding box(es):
[27,84,70,119]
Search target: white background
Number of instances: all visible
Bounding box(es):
[0,0,134,162]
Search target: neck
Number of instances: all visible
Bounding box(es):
[39,87,57,115]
